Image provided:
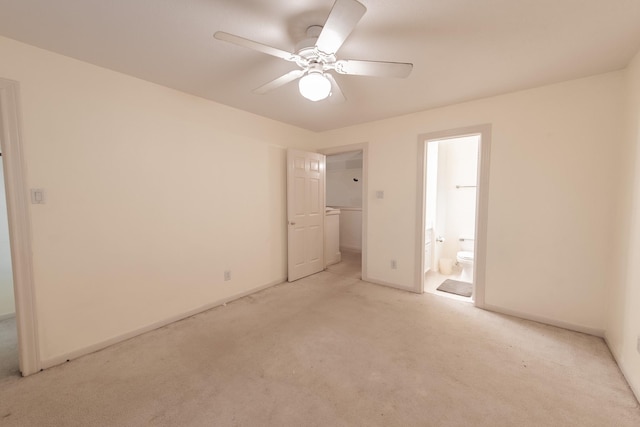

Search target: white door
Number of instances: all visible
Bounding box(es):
[287,149,325,282]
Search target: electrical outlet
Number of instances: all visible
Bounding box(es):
[390,259,397,269]
[224,270,231,281]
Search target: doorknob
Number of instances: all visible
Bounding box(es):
[436,236,444,243]
[289,221,296,225]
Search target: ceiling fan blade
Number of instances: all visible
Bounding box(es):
[253,69,305,94]
[316,0,367,55]
[214,31,302,63]
[325,74,346,104]
[335,59,413,78]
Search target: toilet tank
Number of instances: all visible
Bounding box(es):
[459,236,474,252]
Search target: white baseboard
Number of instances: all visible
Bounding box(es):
[40,277,286,370]
[483,303,605,337]
[0,312,16,322]
[604,335,640,405]
[361,275,418,294]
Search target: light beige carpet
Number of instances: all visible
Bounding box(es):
[325,249,362,279]
[0,272,638,426]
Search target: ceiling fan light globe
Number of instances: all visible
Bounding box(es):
[299,73,331,101]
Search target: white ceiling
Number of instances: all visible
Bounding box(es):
[1,0,640,131]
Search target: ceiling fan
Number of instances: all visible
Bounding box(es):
[214,0,413,102]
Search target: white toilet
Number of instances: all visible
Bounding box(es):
[456,237,474,283]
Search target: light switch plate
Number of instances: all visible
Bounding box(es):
[376,190,384,199]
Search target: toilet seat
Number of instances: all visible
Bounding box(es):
[457,251,474,262]
[456,248,474,284]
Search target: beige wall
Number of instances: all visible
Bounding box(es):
[607,49,640,397]
[319,72,625,334]
[0,161,15,318]
[326,168,363,208]
[0,36,317,364]
[339,209,362,252]
[1,32,637,388]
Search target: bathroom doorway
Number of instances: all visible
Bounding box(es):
[416,125,491,306]
[319,143,369,281]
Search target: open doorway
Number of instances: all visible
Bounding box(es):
[423,135,479,302]
[319,143,368,281]
[416,125,491,306]
[0,151,19,379]
[0,79,40,376]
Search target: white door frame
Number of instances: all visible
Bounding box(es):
[318,142,369,281]
[0,79,40,375]
[416,125,491,307]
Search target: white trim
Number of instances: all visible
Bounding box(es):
[474,126,491,308]
[362,276,415,293]
[0,79,40,376]
[484,303,604,337]
[416,125,491,308]
[0,312,16,322]
[41,277,286,370]
[318,143,369,284]
[604,336,640,404]
[364,277,415,293]
[332,207,362,211]
[416,141,428,291]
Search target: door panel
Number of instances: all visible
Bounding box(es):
[310,179,320,213]
[294,177,305,214]
[309,225,322,262]
[287,149,326,281]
